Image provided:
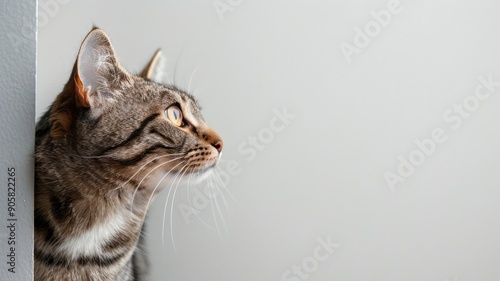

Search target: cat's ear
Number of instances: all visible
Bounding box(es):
[140,49,169,84]
[74,28,126,108]
[49,28,128,138]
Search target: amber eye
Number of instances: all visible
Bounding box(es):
[165,105,184,127]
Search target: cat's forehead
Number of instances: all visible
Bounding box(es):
[135,80,197,106]
[126,78,203,121]
[160,86,199,107]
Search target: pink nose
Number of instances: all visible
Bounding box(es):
[212,139,223,153]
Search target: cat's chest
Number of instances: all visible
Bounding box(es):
[59,210,132,258]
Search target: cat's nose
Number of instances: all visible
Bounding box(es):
[212,139,223,153]
[202,128,223,153]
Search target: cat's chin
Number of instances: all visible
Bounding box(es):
[184,151,222,184]
[189,167,216,184]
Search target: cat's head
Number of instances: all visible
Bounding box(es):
[47,28,223,188]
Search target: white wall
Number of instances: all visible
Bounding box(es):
[38,1,500,280]
[1,0,36,280]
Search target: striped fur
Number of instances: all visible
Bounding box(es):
[35,28,223,281]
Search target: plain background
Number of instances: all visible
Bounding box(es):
[37,0,500,280]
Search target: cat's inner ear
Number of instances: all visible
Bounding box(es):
[74,28,122,108]
[140,49,168,84]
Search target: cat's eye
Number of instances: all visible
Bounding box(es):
[165,105,184,127]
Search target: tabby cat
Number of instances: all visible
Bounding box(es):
[35,28,223,281]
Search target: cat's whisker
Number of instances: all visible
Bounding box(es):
[186,174,194,209]
[207,176,223,239]
[211,186,227,234]
[217,151,223,164]
[138,227,152,240]
[186,173,192,207]
[212,168,241,207]
[210,175,228,226]
[186,173,217,232]
[168,165,190,253]
[210,172,230,210]
[140,160,187,218]
[194,171,219,231]
[214,170,232,210]
[113,153,184,192]
[214,201,228,235]
[161,163,189,252]
[129,156,185,212]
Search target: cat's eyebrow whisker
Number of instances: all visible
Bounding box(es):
[192,85,205,97]
[186,65,201,94]
[172,42,189,86]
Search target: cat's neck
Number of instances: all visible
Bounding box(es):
[34,145,151,280]
[35,148,150,239]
